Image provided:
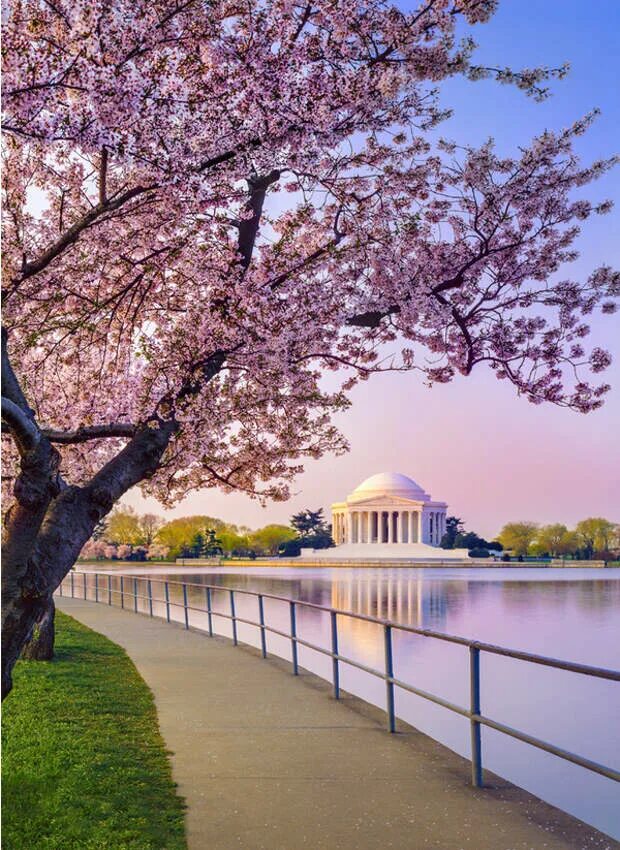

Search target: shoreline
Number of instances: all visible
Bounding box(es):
[76,558,616,570]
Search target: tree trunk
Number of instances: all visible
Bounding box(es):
[2,421,176,699]
[2,487,98,698]
[21,597,56,660]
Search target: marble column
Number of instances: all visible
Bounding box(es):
[418,511,423,544]
[387,511,392,544]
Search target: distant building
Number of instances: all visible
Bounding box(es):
[301,472,470,561]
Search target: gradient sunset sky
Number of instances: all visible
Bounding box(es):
[127,0,620,539]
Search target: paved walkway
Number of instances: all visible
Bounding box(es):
[57,598,617,850]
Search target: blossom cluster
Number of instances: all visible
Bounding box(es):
[2,0,617,505]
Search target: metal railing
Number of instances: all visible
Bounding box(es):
[57,571,620,787]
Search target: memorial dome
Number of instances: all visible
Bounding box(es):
[349,472,429,502]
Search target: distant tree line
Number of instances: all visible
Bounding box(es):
[441,515,619,561]
[79,504,330,562]
[497,518,619,560]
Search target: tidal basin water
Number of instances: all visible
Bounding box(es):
[78,565,620,838]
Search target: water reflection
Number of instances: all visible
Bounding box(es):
[329,573,451,628]
[66,567,620,839]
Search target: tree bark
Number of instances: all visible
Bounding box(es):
[21,597,55,660]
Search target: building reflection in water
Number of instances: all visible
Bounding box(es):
[329,573,452,631]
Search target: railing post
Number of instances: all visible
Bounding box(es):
[230,590,237,645]
[384,625,396,733]
[205,587,213,636]
[70,571,75,597]
[182,583,189,630]
[258,594,267,658]
[94,573,98,603]
[331,611,340,699]
[133,578,138,613]
[290,601,298,675]
[83,573,88,600]
[120,576,125,609]
[470,645,483,787]
[107,575,112,605]
[147,580,153,617]
[164,581,170,622]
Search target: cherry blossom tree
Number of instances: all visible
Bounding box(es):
[2,0,618,695]
[146,543,170,562]
[79,539,107,561]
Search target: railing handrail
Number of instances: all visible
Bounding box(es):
[58,569,620,787]
[77,571,620,682]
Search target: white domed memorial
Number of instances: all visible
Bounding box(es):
[301,472,470,561]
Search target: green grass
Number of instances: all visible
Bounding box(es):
[2,612,187,850]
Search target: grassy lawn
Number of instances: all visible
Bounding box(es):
[2,611,187,850]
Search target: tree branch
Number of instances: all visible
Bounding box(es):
[42,423,136,444]
[238,170,281,269]
[1,397,40,453]
[99,148,109,205]
[11,184,156,289]
[346,307,400,328]
[1,327,32,411]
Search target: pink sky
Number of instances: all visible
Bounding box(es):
[126,2,620,539]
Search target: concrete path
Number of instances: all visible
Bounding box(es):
[57,597,617,850]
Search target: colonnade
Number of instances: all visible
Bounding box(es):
[332,509,446,546]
